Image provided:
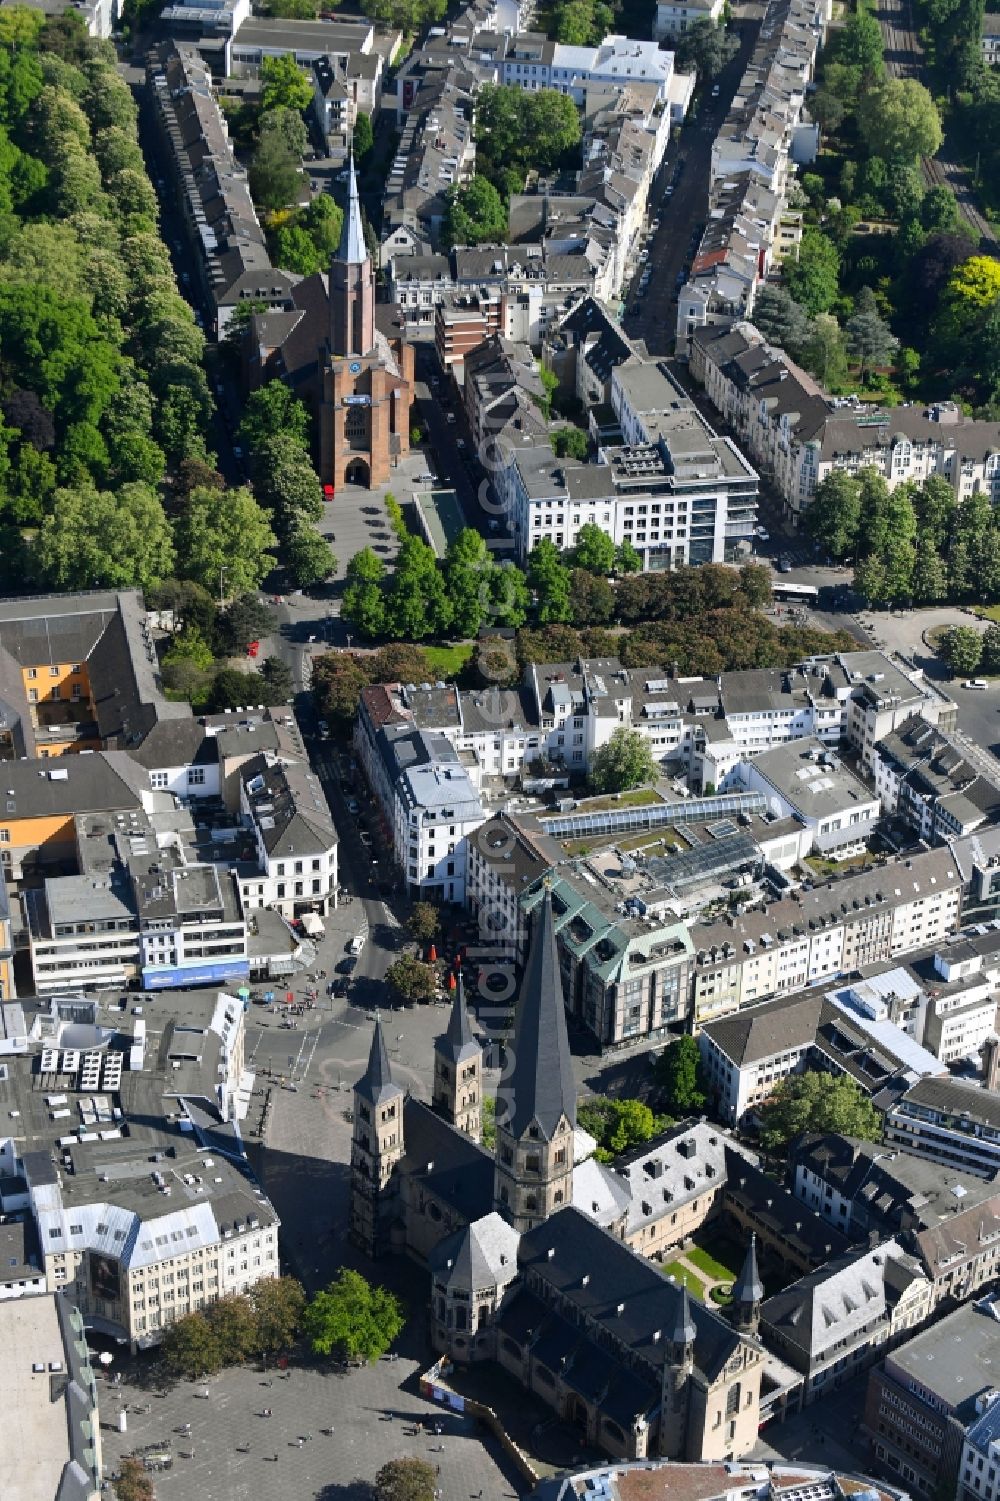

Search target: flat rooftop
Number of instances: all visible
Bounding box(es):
[885,1298,1000,1413]
[0,1296,77,1501]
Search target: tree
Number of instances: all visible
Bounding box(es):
[385,535,452,640]
[738,561,772,608]
[375,1458,438,1501]
[846,287,899,381]
[260,53,312,114]
[352,110,374,161]
[981,624,1000,675]
[261,653,294,703]
[385,955,438,1004]
[474,84,581,189]
[751,285,812,358]
[783,228,841,316]
[285,525,335,587]
[758,1069,882,1151]
[215,595,277,655]
[938,624,983,678]
[858,78,942,164]
[176,486,277,596]
[801,313,848,388]
[569,569,615,626]
[35,482,174,591]
[656,1035,706,1114]
[259,104,308,160]
[573,522,616,575]
[250,128,302,211]
[577,1097,666,1160]
[443,528,492,638]
[803,470,861,560]
[551,426,589,461]
[913,474,956,550]
[249,1275,306,1356]
[589,726,658,793]
[527,538,572,623]
[910,534,949,604]
[343,547,386,638]
[616,539,641,574]
[407,901,440,943]
[837,4,885,78]
[673,18,738,78]
[204,1294,258,1364]
[162,1310,223,1379]
[370,644,432,682]
[114,1457,155,1501]
[921,183,961,235]
[312,651,371,723]
[238,382,310,453]
[303,1268,404,1363]
[442,175,507,247]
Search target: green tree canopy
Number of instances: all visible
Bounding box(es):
[352,110,374,160]
[656,1035,707,1114]
[573,522,616,574]
[577,1097,668,1161]
[757,1069,882,1151]
[589,726,658,793]
[175,485,277,597]
[673,18,739,78]
[527,538,572,623]
[249,1276,306,1355]
[303,1269,405,1363]
[285,524,335,587]
[35,481,174,590]
[846,286,899,380]
[803,470,861,559]
[938,624,984,678]
[343,545,387,637]
[752,285,812,358]
[407,901,440,943]
[442,175,507,247]
[783,227,841,316]
[857,77,942,163]
[260,53,313,114]
[386,954,438,1003]
[162,1309,224,1379]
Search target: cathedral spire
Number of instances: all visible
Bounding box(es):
[440,974,479,1065]
[730,1233,763,1335]
[337,150,368,266]
[497,886,575,1141]
[672,1280,697,1348]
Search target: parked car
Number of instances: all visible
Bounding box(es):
[777,556,793,573]
[349,933,366,956]
[964,679,989,690]
[346,798,360,814]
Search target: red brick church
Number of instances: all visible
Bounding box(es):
[319,157,414,489]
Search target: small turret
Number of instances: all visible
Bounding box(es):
[730,1233,763,1335]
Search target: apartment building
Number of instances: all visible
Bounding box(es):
[873,714,1000,843]
[655,0,724,36]
[498,33,684,105]
[463,337,547,452]
[960,1393,1000,1501]
[691,845,963,1031]
[464,812,560,958]
[312,51,384,153]
[789,1133,1000,1245]
[885,1076,1000,1181]
[675,0,828,356]
[148,42,297,337]
[865,1298,1000,1498]
[238,751,338,920]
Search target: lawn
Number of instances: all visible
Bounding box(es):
[579,788,663,813]
[804,850,876,879]
[687,1243,740,1283]
[972,605,1000,625]
[422,643,474,676]
[660,1261,707,1295]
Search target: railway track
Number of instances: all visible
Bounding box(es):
[874,0,998,248]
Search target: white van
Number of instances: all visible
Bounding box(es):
[963,679,989,690]
[349,933,366,957]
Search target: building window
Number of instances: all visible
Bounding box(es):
[188,767,206,786]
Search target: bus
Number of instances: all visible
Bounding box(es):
[771,580,819,604]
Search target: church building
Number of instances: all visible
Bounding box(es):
[349,890,766,1463]
[320,157,414,489]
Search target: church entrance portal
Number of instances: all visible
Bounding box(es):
[345,458,370,486]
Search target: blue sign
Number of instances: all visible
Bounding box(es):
[142,959,251,991]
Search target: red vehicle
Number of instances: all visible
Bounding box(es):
[323,484,335,502]
[247,640,260,658]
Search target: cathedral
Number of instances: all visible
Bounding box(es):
[246,156,413,491]
[349,890,765,1464]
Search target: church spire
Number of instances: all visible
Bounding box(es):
[337,150,368,266]
[730,1233,763,1335]
[440,974,479,1065]
[672,1281,697,1348]
[356,1014,400,1108]
[497,886,575,1141]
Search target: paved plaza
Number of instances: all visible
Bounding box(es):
[100,1346,523,1501]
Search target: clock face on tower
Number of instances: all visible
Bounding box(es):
[349,361,361,373]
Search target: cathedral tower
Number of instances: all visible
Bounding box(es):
[659,1280,696,1456]
[433,976,483,1142]
[350,1016,404,1257]
[494,888,576,1232]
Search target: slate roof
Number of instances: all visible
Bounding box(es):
[913,1193,1000,1280]
[240,751,336,856]
[401,1099,495,1220]
[518,1206,745,1384]
[761,1239,903,1361]
[437,977,480,1066]
[355,1017,401,1108]
[497,889,576,1141]
[896,1074,1000,1132]
[428,1211,519,1292]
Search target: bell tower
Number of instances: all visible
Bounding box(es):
[494,888,576,1233]
[729,1234,763,1336]
[350,1015,404,1257]
[659,1281,696,1456]
[433,976,483,1142]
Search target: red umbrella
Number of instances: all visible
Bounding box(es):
[452,954,461,971]
[448,971,457,991]
[428,944,438,964]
